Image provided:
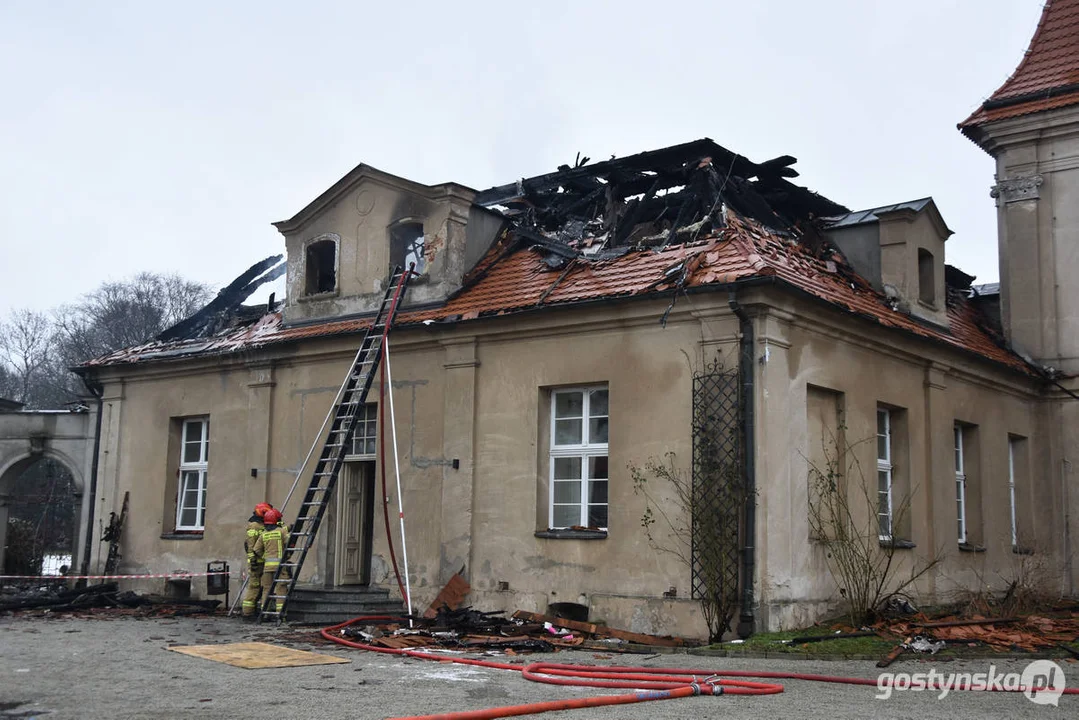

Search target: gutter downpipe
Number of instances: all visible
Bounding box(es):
[728,288,756,638]
[77,373,104,586]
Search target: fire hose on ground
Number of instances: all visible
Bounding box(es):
[320,616,1077,719]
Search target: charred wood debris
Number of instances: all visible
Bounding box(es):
[475,138,848,271]
[340,607,698,654]
[156,254,286,342]
[0,581,221,618]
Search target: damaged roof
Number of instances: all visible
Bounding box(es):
[81,139,1034,377]
[960,0,1079,137]
[476,138,847,257]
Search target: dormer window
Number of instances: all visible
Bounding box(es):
[918,248,935,306]
[390,221,426,274]
[305,235,338,296]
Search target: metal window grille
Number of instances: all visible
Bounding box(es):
[690,360,743,606]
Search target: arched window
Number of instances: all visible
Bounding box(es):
[918,248,935,306]
[305,235,338,295]
[390,222,426,274]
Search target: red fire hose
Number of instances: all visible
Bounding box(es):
[320,616,1075,719]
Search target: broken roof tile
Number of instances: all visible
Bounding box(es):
[82,208,1033,376]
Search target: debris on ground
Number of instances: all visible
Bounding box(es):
[880,612,1079,653]
[0,582,221,617]
[906,635,946,654]
[422,568,470,619]
[337,605,700,655]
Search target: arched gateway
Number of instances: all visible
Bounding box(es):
[0,404,98,577]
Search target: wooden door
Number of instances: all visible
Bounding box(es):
[335,461,374,585]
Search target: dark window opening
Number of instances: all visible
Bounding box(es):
[918,248,935,305]
[305,239,337,295]
[548,602,589,623]
[390,222,426,274]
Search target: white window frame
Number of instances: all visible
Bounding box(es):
[1008,438,1018,548]
[877,408,893,541]
[955,425,967,544]
[347,404,379,459]
[176,417,209,531]
[549,386,609,530]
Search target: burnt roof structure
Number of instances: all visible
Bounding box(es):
[80,138,1033,377]
[476,139,847,264]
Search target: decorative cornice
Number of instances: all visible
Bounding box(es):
[991,174,1043,204]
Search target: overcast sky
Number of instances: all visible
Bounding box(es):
[0,1,1044,315]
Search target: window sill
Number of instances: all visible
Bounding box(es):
[879,538,916,550]
[298,289,339,303]
[916,298,939,312]
[535,528,607,540]
[958,542,986,553]
[161,532,204,541]
[1013,546,1035,556]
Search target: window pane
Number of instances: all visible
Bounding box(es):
[365,439,376,455]
[877,470,890,495]
[589,479,608,504]
[877,409,887,436]
[878,511,890,538]
[588,504,608,529]
[553,481,581,504]
[555,419,582,445]
[554,457,582,480]
[553,505,579,528]
[588,417,609,444]
[589,390,608,417]
[555,392,583,418]
[588,456,608,479]
[183,421,204,463]
[877,433,887,462]
[180,506,198,528]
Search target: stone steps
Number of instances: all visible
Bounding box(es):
[284,586,407,625]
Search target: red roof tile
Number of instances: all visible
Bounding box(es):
[961,0,1079,130]
[83,212,1033,376]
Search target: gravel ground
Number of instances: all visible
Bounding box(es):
[1,613,1076,719]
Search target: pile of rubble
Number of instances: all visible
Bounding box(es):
[0,581,221,618]
[340,606,699,655]
[883,613,1079,654]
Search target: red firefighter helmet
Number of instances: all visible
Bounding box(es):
[254,502,273,518]
[263,508,283,525]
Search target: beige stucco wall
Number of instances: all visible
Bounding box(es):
[85,278,1063,639]
[878,207,950,327]
[749,287,1054,630]
[276,172,476,324]
[86,297,720,637]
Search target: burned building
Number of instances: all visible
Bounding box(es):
[74,2,1079,636]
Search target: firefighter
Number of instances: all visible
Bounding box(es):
[240,502,273,619]
[254,508,290,612]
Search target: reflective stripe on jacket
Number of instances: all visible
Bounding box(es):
[245,520,264,567]
[256,526,288,570]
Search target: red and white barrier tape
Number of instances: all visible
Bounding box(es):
[0,571,233,581]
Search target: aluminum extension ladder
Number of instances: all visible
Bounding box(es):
[259,265,412,622]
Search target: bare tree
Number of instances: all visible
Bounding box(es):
[0,309,54,406]
[631,451,744,643]
[53,272,212,366]
[807,429,944,626]
[1,272,213,408]
[0,362,20,402]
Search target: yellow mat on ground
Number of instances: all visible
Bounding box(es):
[168,641,350,669]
